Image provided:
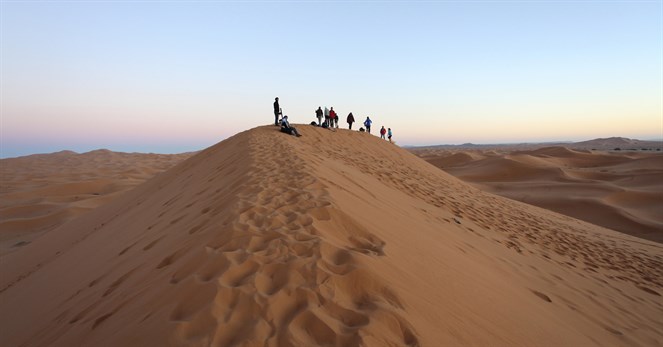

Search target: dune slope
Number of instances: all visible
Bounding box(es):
[0,150,192,254]
[1,126,662,346]
[420,148,663,242]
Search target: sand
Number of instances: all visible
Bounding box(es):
[1,126,662,346]
[0,150,192,255]
[415,146,663,243]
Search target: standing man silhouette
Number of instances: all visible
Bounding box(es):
[273,97,281,126]
[347,112,355,130]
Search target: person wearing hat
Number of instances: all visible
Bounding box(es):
[273,97,282,126]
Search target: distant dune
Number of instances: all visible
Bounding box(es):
[1,126,661,346]
[0,150,193,254]
[572,137,662,150]
[415,146,663,243]
[414,137,662,152]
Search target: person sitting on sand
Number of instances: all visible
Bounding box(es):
[280,116,302,137]
[347,112,355,130]
[364,117,372,133]
[380,126,386,139]
[387,128,393,142]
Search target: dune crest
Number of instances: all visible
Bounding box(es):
[1,127,662,346]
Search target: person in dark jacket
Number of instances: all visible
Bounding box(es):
[347,112,355,129]
[273,97,281,126]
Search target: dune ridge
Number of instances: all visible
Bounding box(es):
[1,127,662,346]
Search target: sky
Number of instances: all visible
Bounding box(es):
[1,0,661,158]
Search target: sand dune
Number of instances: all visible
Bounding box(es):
[421,151,486,168]
[572,137,662,150]
[417,147,663,242]
[412,137,661,152]
[1,128,662,346]
[0,150,192,254]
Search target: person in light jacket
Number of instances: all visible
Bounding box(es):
[363,117,372,133]
[315,107,323,126]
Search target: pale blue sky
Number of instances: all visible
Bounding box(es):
[1,0,661,158]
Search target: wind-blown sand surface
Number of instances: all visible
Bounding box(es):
[0,150,192,254]
[1,126,662,346]
[414,147,663,243]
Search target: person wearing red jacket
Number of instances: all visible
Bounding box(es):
[329,107,338,128]
[380,126,387,139]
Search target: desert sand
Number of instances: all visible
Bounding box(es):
[414,146,663,243]
[0,150,192,255]
[1,126,662,346]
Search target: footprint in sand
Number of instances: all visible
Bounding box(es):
[530,289,552,303]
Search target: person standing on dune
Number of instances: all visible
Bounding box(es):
[324,107,330,127]
[380,126,387,139]
[388,128,393,142]
[330,107,338,128]
[316,107,323,126]
[347,112,355,130]
[273,97,281,126]
[364,117,372,133]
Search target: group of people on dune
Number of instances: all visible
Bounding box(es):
[273,97,393,142]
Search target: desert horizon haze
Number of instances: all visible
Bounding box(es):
[1,1,661,158]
